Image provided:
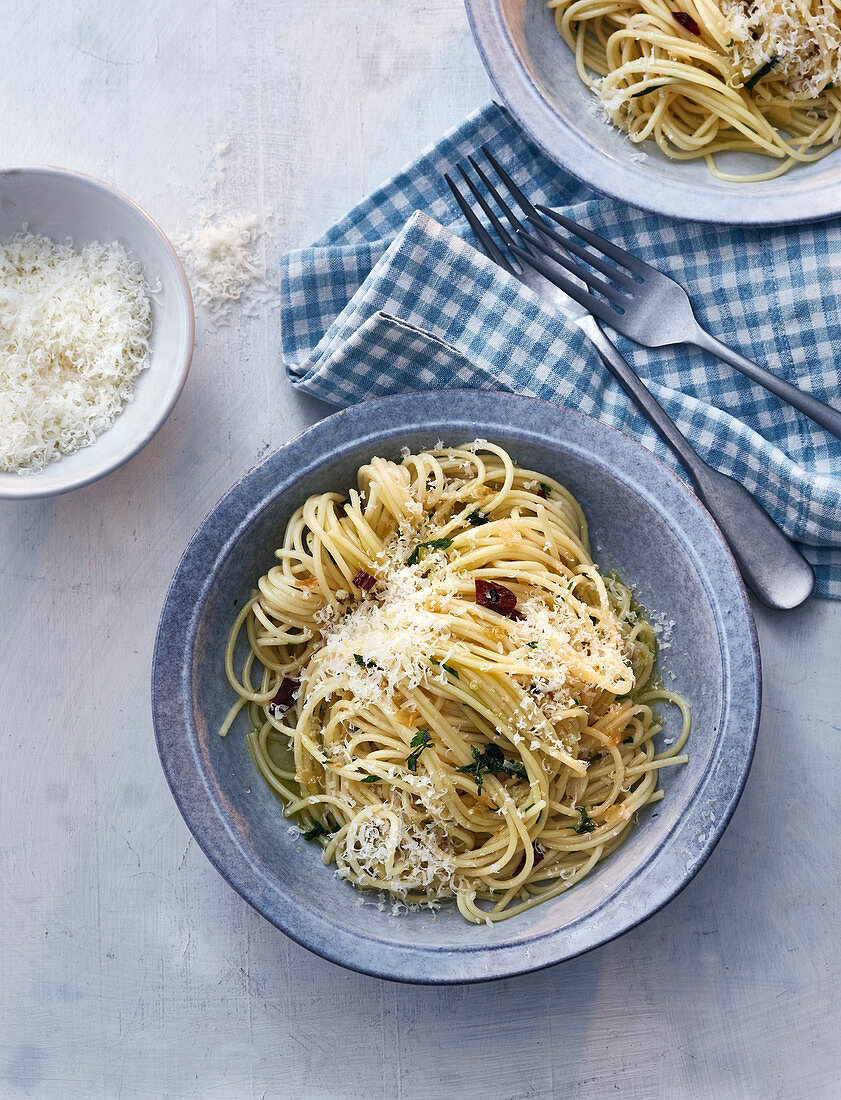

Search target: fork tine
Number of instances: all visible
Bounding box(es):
[524,213,638,292]
[456,164,521,260]
[477,147,634,298]
[467,154,529,239]
[444,172,516,275]
[535,204,648,275]
[480,146,542,221]
[517,227,629,307]
[448,152,629,320]
[509,242,624,327]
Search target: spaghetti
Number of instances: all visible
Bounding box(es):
[548,0,841,180]
[222,442,689,924]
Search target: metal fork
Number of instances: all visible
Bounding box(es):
[445,150,815,610]
[512,193,841,441]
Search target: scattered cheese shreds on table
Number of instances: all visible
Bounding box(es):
[174,211,271,312]
[0,232,152,475]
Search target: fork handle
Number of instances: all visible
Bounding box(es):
[691,328,841,440]
[577,315,814,609]
[578,315,708,476]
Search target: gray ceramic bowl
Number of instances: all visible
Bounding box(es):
[0,167,194,498]
[152,391,760,984]
[465,0,841,224]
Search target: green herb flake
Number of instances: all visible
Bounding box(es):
[361,774,380,783]
[570,807,596,834]
[745,55,778,92]
[466,510,490,526]
[457,743,527,793]
[725,37,734,47]
[826,81,835,90]
[526,641,538,649]
[303,822,332,841]
[353,654,381,670]
[539,483,552,497]
[406,729,432,772]
[430,658,459,679]
[407,538,453,566]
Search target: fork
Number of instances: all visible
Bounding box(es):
[507,190,841,442]
[445,150,815,610]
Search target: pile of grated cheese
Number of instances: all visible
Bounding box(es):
[310,542,462,714]
[306,516,632,730]
[721,0,841,98]
[174,211,266,311]
[0,232,152,474]
[300,516,635,903]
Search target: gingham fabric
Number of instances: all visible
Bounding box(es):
[281,102,841,597]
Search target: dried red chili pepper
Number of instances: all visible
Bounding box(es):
[269,677,298,715]
[352,569,377,591]
[475,578,523,620]
[671,11,701,34]
[513,841,546,876]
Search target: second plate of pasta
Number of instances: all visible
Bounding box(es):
[466,0,841,222]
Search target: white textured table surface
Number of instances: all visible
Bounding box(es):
[2,3,840,1097]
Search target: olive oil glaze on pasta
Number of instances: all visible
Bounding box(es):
[222,442,690,925]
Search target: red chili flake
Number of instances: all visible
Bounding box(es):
[475,578,523,620]
[671,11,701,34]
[269,677,298,715]
[537,489,548,499]
[352,569,377,591]
[513,841,546,876]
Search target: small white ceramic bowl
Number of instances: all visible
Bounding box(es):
[0,167,194,498]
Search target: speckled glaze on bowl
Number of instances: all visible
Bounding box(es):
[465,0,841,224]
[152,391,760,984]
[0,166,194,498]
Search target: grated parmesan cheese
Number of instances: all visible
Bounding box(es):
[0,232,152,474]
[175,212,268,311]
[721,0,841,98]
[303,498,633,781]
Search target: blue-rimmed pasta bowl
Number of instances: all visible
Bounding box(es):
[152,390,760,984]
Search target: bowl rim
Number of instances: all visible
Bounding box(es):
[152,390,761,984]
[0,164,194,499]
[464,0,841,225]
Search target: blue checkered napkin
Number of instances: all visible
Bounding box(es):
[281,102,841,597]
